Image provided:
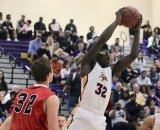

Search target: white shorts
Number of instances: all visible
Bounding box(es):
[64,107,106,130]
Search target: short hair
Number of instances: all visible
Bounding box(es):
[27,20,32,24]
[31,58,52,83]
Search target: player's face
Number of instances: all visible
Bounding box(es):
[96,50,109,67]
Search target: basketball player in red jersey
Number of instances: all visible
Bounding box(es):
[0,58,60,130]
[64,8,142,130]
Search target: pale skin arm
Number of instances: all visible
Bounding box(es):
[46,95,60,130]
[137,115,154,130]
[0,116,12,130]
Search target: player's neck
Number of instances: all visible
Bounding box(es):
[36,81,49,88]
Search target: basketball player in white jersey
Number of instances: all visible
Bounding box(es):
[138,113,160,130]
[64,8,142,130]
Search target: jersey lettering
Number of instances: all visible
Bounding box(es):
[95,83,107,98]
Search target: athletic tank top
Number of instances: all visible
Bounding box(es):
[80,63,112,115]
[153,113,160,130]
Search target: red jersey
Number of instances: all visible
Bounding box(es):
[11,85,55,130]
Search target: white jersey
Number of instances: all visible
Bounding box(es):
[153,113,160,130]
[80,63,112,115]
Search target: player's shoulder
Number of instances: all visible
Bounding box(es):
[143,115,155,128]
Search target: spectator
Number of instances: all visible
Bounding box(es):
[36,42,51,60]
[136,71,152,88]
[58,114,66,130]
[112,82,124,104]
[148,65,159,87]
[0,12,4,39]
[46,35,54,56]
[51,54,62,84]
[28,33,43,61]
[34,17,47,41]
[109,102,128,130]
[146,90,159,106]
[118,91,130,109]
[0,70,8,95]
[110,38,123,53]
[73,42,86,57]
[109,53,116,65]
[5,91,17,116]
[141,20,152,41]
[133,51,146,72]
[140,85,150,98]
[64,68,81,114]
[64,19,77,34]
[127,76,137,91]
[112,75,120,91]
[153,27,160,39]
[18,20,32,40]
[125,94,142,121]
[147,32,159,57]
[113,46,123,63]
[16,15,26,33]
[137,109,145,125]
[86,26,97,41]
[154,59,160,73]
[132,84,146,106]
[154,80,160,98]
[60,62,71,85]
[2,14,18,41]
[3,85,19,104]
[48,18,62,38]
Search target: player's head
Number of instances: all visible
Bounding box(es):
[31,58,53,84]
[58,114,66,129]
[96,44,109,68]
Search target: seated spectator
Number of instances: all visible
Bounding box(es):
[147,32,159,57]
[154,59,160,73]
[141,20,151,41]
[112,75,120,91]
[0,70,8,96]
[125,94,142,122]
[109,53,116,65]
[154,80,160,98]
[58,114,66,130]
[132,84,146,106]
[3,85,19,104]
[18,20,32,40]
[34,17,46,38]
[73,42,86,57]
[56,31,71,51]
[153,27,160,39]
[52,41,60,54]
[136,71,152,88]
[86,26,97,41]
[64,68,81,114]
[118,91,130,109]
[46,36,54,56]
[146,89,159,106]
[112,82,124,104]
[109,102,128,130]
[110,38,122,53]
[16,15,26,34]
[127,75,137,91]
[140,85,150,98]
[64,19,77,34]
[5,91,17,116]
[144,99,160,116]
[60,62,71,85]
[51,54,62,84]
[36,43,51,60]
[113,46,123,63]
[137,109,145,125]
[148,65,160,87]
[48,18,62,38]
[133,51,146,72]
[2,14,18,41]
[28,33,43,61]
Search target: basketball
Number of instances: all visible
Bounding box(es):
[121,6,141,28]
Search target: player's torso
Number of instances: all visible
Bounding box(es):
[153,113,160,130]
[80,63,112,115]
[12,85,54,130]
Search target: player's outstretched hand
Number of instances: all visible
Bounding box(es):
[115,8,124,25]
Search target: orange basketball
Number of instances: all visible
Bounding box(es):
[121,6,141,28]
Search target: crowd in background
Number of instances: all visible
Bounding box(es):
[0,12,160,130]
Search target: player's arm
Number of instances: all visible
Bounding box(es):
[137,115,154,130]
[0,116,12,130]
[112,16,142,76]
[81,8,123,77]
[46,95,60,130]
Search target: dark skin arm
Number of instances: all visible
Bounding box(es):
[112,17,142,76]
[81,8,123,77]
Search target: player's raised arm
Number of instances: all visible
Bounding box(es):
[81,9,123,64]
[112,16,142,76]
